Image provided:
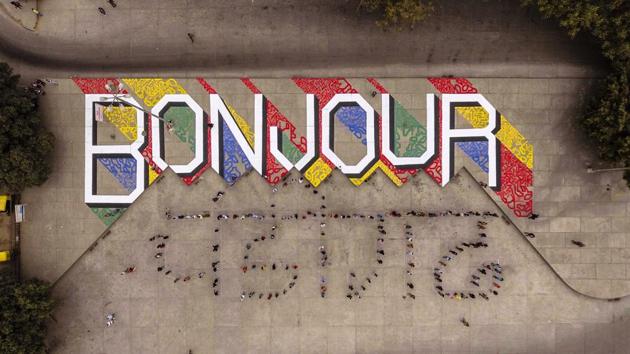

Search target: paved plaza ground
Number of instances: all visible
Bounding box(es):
[15,77,630,354]
[0,0,605,78]
[43,168,629,354]
[0,0,629,353]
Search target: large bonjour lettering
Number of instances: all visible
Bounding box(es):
[84,94,147,208]
[77,77,533,220]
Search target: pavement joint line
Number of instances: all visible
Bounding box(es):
[48,166,627,302]
[50,215,117,289]
[460,167,627,301]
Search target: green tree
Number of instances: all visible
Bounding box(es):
[0,63,54,193]
[522,0,630,67]
[0,279,55,354]
[357,0,434,29]
[581,69,630,162]
[524,1,630,185]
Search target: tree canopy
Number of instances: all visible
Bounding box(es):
[0,63,54,193]
[357,0,433,29]
[361,0,630,186]
[0,279,55,354]
[524,1,630,185]
[523,0,630,67]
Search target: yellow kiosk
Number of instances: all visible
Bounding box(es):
[0,194,9,214]
[0,194,11,262]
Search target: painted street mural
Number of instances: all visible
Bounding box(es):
[75,78,534,225]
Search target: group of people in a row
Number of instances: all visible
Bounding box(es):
[433,219,505,300]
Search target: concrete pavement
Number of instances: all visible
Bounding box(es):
[46,169,630,354]
[0,0,605,78]
[2,1,629,353]
[20,77,630,300]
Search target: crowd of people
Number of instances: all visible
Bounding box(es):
[97,170,557,332]
[98,0,117,15]
[167,209,503,223]
[155,203,512,302]
[402,224,416,300]
[132,175,524,306]
[318,242,329,297]
[240,223,300,300]
[165,210,211,220]
[148,234,213,284]
[433,220,505,300]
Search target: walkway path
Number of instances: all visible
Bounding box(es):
[5,0,629,300]
[0,0,604,78]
